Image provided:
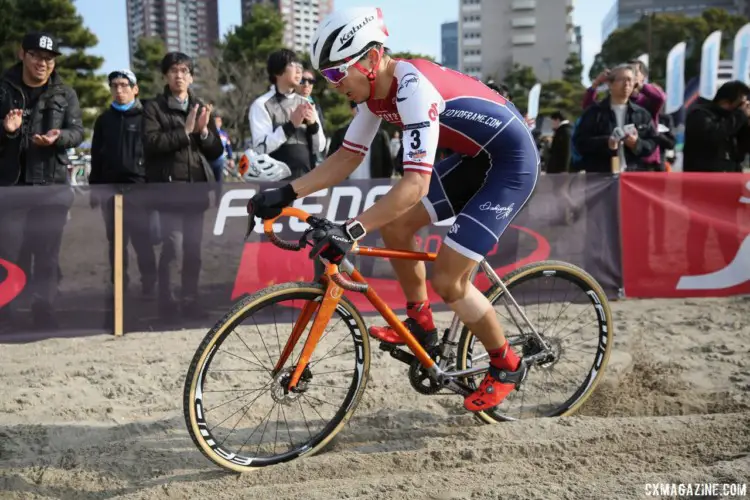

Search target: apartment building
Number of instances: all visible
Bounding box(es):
[602,0,749,40]
[126,0,219,65]
[458,0,576,82]
[242,0,334,54]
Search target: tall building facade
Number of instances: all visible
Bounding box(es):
[441,22,459,70]
[126,0,219,65]
[458,0,576,82]
[242,0,334,54]
[602,0,748,41]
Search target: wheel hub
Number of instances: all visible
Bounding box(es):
[522,333,561,369]
[271,366,311,404]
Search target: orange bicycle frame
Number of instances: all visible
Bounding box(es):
[262,208,438,390]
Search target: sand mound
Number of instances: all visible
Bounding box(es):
[580,350,750,418]
[0,297,749,499]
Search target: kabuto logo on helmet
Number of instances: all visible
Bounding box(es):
[339,15,375,49]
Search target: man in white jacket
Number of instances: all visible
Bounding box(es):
[248,49,325,179]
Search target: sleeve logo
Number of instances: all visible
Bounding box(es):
[396,73,420,102]
[428,103,439,121]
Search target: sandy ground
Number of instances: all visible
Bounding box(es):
[1,296,749,499]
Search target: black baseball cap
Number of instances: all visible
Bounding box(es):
[22,32,62,56]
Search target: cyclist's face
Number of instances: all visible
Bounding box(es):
[330,53,375,103]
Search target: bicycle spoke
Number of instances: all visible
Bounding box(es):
[187,287,368,468]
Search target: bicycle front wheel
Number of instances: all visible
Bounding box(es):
[456,260,614,423]
[183,282,371,472]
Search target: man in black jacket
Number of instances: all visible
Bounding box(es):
[546,110,572,174]
[573,64,658,172]
[89,69,156,297]
[142,52,224,317]
[0,32,84,329]
[683,80,750,173]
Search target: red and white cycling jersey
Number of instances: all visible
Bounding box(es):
[341,59,525,176]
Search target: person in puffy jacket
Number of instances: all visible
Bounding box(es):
[142,52,224,318]
[89,69,157,298]
[0,32,84,331]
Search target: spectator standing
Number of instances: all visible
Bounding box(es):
[297,67,327,166]
[546,110,572,174]
[0,32,84,330]
[573,64,658,172]
[298,68,325,130]
[682,80,750,273]
[389,130,401,159]
[584,61,665,171]
[89,69,157,298]
[683,80,750,173]
[327,101,394,179]
[142,52,224,318]
[249,49,325,179]
[210,114,234,181]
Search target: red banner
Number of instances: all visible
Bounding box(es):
[620,172,750,297]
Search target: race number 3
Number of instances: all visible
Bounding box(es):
[410,129,421,149]
[39,36,54,50]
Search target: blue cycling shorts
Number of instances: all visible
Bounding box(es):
[421,123,540,262]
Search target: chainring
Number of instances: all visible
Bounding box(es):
[408,347,444,395]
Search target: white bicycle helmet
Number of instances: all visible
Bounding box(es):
[310,7,389,96]
[238,149,292,182]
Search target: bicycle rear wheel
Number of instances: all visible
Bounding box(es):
[183,282,371,472]
[456,260,613,423]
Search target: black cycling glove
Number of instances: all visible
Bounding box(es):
[246,183,297,235]
[308,223,353,264]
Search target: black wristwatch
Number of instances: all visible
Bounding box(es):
[345,219,367,241]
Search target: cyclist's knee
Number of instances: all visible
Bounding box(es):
[430,270,468,302]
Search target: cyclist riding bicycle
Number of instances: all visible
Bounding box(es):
[246,7,540,412]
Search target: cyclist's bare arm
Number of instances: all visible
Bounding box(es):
[353,62,441,232]
[292,103,382,198]
[356,172,429,232]
[290,148,363,198]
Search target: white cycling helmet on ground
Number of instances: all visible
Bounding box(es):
[238,149,291,182]
[310,7,389,88]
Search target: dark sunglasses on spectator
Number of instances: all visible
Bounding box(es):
[300,77,316,85]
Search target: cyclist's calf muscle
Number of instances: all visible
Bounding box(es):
[446,284,490,323]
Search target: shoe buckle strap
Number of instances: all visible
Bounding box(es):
[488,360,528,386]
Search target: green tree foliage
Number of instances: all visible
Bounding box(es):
[562,53,584,85]
[132,36,167,99]
[495,61,586,122]
[590,8,750,86]
[497,63,537,112]
[390,51,436,62]
[539,80,585,119]
[223,3,285,65]
[0,0,109,129]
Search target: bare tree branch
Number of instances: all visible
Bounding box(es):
[195,54,268,154]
